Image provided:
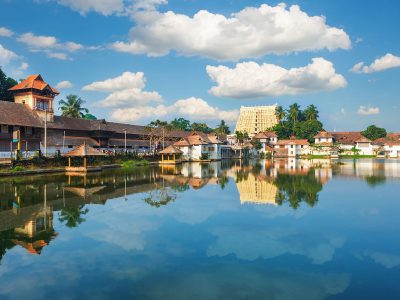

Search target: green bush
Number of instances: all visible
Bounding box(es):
[12,166,24,172]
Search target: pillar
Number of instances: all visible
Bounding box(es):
[84,157,87,169]
[68,157,71,167]
[162,154,164,162]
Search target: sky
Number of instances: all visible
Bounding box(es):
[0,0,399,131]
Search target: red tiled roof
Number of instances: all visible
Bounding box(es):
[174,138,190,147]
[276,139,309,146]
[384,140,400,146]
[254,131,277,139]
[330,132,363,144]
[9,74,60,94]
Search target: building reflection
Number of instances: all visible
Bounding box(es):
[1,158,400,261]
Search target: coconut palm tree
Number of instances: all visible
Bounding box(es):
[304,104,319,121]
[58,94,89,118]
[214,120,230,134]
[275,106,286,124]
[288,103,301,124]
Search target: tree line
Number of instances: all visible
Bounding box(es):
[147,117,231,135]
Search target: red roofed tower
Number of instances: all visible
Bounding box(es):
[8,74,59,122]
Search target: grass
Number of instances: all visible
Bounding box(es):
[307,155,331,159]
[121,159,149,168]
[339,155,376,159]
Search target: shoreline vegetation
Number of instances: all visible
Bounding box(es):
[0,156,393,178]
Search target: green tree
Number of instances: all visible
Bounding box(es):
[251,138,262,150]
[236,131,251,143]
[361,125,387,141]
[294,119,323,142]
[191,122,212,133]
[275,105,286,124]
[83,113,97,120]
[214,120,231,134]
[288,103,301,124]
[148,119,169,128]
[303,104,319,121]
[170,117,191,131]
[272,122,292,140]
[0,67,18,102]
[58,94,89,118]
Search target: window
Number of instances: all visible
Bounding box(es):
[0,125,8,133]
[36,99,49,111]
[203,146,207,151]
[26,127,32,135]
[209,147,215,151]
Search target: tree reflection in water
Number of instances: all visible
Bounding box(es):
[58,205,89,228]
[143,187,177,208]
[274,170,323,209]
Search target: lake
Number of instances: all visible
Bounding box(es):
[0,159,400,299]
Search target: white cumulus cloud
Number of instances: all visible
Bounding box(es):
[110,97,239,123]
[17,32,58,48]
[55,80,73,89]
[83,71,146,92]
[207,57,347,98]
[84,71,162,107]
[357,105,380,116]
[351,53,400,74]
[0,44,18,65]
[0,27,13,37]
[111,3,351,60]
[100,88,163,107]
[17,32,87,60]
[57,0,125,16]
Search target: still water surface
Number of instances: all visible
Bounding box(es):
[0,159,400,299]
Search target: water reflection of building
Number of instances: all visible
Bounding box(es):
[236,174,278,205]
[12,207,56,255]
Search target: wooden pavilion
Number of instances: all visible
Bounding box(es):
[159,145,183,165]
[65,143,106,173]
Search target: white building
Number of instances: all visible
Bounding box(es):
[355,137,374,155]
[253,131,278,153]
[383,141,400,158]
[173,132,222,161]
[274,139,310,157]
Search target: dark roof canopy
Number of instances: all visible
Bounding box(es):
[0,101,43,127]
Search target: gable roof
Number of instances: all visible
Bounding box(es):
[65,143,106,157]
[254,131,277,139]
[9,74,60,94]
[314,130,333,139]
[174,138,191,147]
[159,145,183,154]
[356,137,372,143]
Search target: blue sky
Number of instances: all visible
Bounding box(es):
[0,0,399,131]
